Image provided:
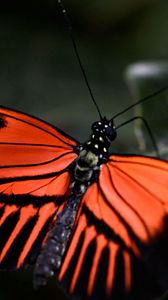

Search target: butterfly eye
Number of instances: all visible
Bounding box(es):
[105,125,117,141]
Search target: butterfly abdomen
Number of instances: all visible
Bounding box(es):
[33,193,81,288]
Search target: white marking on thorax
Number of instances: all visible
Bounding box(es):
[99,136,104,142]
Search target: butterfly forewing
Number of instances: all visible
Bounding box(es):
[0,106,78,179]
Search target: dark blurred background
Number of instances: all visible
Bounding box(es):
[0,0,168,299]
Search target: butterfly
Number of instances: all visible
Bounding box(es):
[0,0,168,299]
[0,103,168,300]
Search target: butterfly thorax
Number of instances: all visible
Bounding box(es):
[74,117,117,183]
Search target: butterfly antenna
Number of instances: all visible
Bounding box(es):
[57,0,103,120]
[112,85,168,119]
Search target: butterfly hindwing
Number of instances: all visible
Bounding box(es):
[0,106,79,270]
[58,155,168,300]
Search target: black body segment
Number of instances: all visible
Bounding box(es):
[33,193,82,288]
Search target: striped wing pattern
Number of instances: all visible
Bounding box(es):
[58,155,168,300]
[0,106,78,270]
[0,106,78,179]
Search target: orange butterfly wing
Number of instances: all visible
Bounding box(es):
[0,106,78,269]
[58,155,168,300]
[0,106,78,179]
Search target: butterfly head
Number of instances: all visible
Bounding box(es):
[91,117,117,142]
[83,118,117,160]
